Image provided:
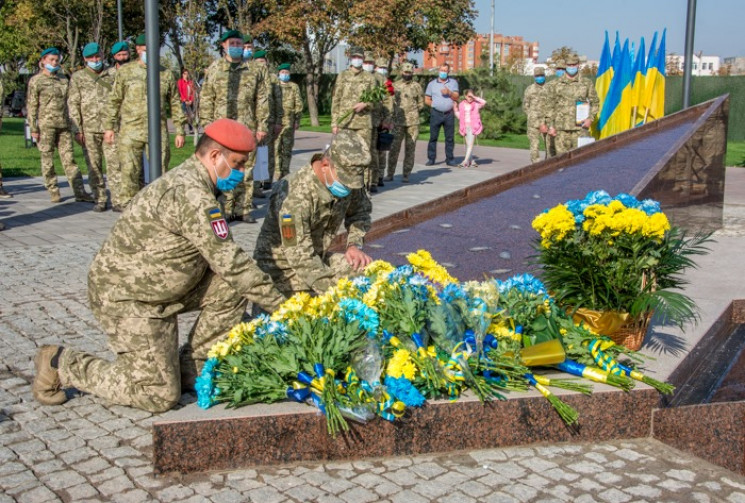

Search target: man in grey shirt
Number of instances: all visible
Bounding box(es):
[425,63,459,166]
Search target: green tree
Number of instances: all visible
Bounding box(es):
[461,67,525,139]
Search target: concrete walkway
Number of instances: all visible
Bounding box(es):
[1,133,745,502]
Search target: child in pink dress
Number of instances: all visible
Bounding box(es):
[453,90,486,168]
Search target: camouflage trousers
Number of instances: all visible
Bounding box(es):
[554,130,585,156]
[58,270,247,413]
[265,130,276,182]
[366,128,381,188]
[116,133,170,208]
[81,130,116,205]
[273,125,296,181]
[38,127,86,197]
[527,126,556,163]
[388,124,418,177]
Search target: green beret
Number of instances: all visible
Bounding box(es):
[253,49,267,59]
[111,41,129,56]
[242,34,252,44]
[82,42,100,58]
[278,63,291,71]
[220,29,242,43]
[135,33,146,46]
[40,47,60,58]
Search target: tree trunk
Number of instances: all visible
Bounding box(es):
[303,39,320,126]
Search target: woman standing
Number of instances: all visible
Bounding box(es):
[453,89,486,168]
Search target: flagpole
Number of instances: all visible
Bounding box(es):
[682,0,697,108]
[489,0,495,76]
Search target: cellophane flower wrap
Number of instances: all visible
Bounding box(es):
[531,190,712,326]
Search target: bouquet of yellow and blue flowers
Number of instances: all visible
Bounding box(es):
[532,190,712,349]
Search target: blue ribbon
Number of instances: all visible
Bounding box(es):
[411,332,424,349]
[314,363,325,378]
[524,373,538,386]
[286,387,311,402]
[297,371,314,386]
[556,360,585,376]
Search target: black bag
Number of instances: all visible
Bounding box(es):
[377,130,394,151]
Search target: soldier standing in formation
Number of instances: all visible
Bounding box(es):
[252,49,276,191]
[386,62,423,183]
[68,42,116,212]
[253,129,373,298]
[545,54,599,155]
[271,63,303,181]
[367,56,393,193]
[102,41,129,208]
[522,66,551,163]
[27,47,94,203]
[32,119,286,412]
[110,41,131,71]
[103,34,186,211]
[331,47,376,154]
[199,30,269,223]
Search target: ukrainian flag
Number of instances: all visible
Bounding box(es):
[597,39,633,139]
[595,31,613,119]
[644,29,666,122]
[631,37,646,127]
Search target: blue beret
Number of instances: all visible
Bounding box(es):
[111,41,129,56]
[82,43,100,58]
[41,47,60,58]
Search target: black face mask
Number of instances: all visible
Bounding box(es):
[115,57,130,65]
[402,74,413,81]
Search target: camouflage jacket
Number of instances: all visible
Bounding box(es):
[331,67,376,130]
[253,163,372,294]
[68,67,115,134]
[27,72,72,133]
[88,155,285,317]
[103,61,185,140]
[372,72,393,127]
[271,80,303,127]
[544,75,599,131]
[199,58,269,133]
[392,78,424,126]
[522,82,549,128]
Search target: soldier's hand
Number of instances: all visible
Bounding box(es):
[74,132,85,146]
[581,118,592,129]
[353,102,367,113]
[539,124,548,134]
[104,130,115,144]
[174,135,185,148]
[548,127,557,137]
[256,131,267,143]
[31,132,40,141]
[332,126,339,135]
[345,246,372,271]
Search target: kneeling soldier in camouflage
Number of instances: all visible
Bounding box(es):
[33,119,286,413]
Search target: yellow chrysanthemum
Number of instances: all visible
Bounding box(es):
[271,291,312,322]
[642,212,670,240]
[487,322,521,341]
[407,249,458,285]
[386,349,417,379]
[531,204,576,247]
[365,260,395,278]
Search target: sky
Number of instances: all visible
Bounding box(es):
[471,0,745,61]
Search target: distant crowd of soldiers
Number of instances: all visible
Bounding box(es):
[522,53,600,163]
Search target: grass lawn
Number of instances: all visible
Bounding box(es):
[3,115,742,178]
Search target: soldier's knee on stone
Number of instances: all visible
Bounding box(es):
[132,382,181,413]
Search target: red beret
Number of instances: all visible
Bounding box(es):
[204,118,256,153]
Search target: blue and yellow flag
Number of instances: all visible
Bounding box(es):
[643,29,666,122]
[598,39,633,139]
[595,31,613,119]
[631,37,646,126]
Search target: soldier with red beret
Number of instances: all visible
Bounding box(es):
[32,118,286,413]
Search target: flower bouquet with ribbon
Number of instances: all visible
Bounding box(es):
[336,84,392,128]
[532,190,712,350]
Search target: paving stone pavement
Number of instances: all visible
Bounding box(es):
[2,134,745,502]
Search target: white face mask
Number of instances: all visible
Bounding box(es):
[375,67,387,76]
[362,63,374,73]
[350,58,363,68]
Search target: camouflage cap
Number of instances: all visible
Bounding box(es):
[565,53,580,65]
[533,66,545,76]
[375,57,387,68]
[111,41,129,56]
[220,29,242,43]
[135,33,146,46]
[401,62,414,73]
[82,42,100,58]
[327,130,369,189]
[348,46,364,57]
[554,58,566,69]
[363,51,375,62]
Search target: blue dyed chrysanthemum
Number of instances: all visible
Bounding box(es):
[195,357,220,409]
[613,193,640,209]
[584,190,612,206]
[389,265,414,283]
[440,283,467,303]
[384,375,426,407]
[352,275,372,294]
[640,198,661,215]
[339,297,380,335]
[496,273,548,297]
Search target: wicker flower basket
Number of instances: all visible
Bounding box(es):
[608,311,653,351]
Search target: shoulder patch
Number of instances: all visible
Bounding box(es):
[206,207,230,240]
[280,214,297,247]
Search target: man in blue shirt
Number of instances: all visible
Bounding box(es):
[425,64,459,166]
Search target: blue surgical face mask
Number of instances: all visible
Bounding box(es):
[535,76,545,85]
[228,47,243,60]
[45,64,60,73]
[566,66,579,76]
[213,154,244,192]
[243,49,252,59]
[278,73,290,82]
[140,52,147,65]
[323,169,350,198]
[555,69,565,77]
[438,71,448,80]
[87,60,103,71]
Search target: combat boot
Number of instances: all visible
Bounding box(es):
[33,345,67,405]
[93,202,107,212]
[75,192,96,203]
[0,186,12,198]
[49,188,61,203]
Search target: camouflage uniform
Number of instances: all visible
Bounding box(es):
[253,164,372,296]
[57,155,285,412]
[270,76,303,180]
[522,81,551,163]
[103,61,185,208]
[331,66,376,152]
[200,58,269,217]
[544,74,599,155]
[68,66,118,206]
[387,72,424,178]
[26,72,88,199]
